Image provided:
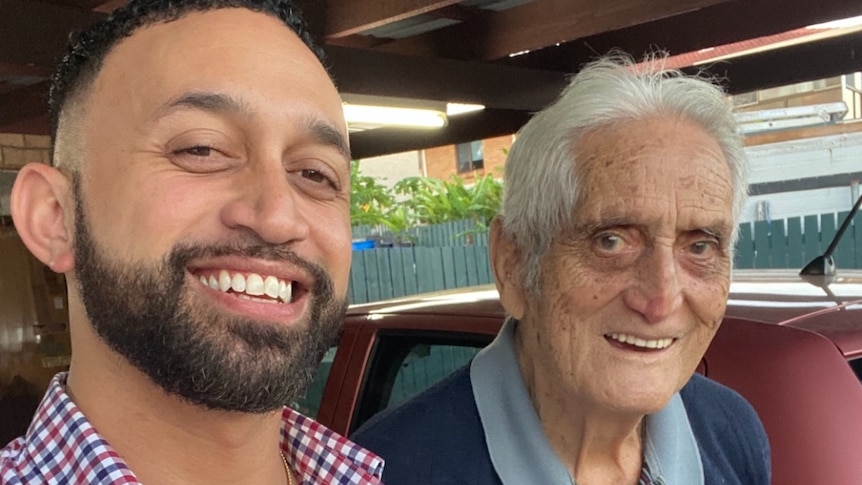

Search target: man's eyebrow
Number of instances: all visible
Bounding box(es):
[307,118,350,159]
[155,91,246,119]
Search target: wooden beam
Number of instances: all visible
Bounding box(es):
[0,0,105,70]
[504,0,862,72]
[0,115,50,136]
[350,108,531,159]
[301,0,463,39]
[371,0,733,60]
[0,62,50,78]
[326,46,568,112]
[693,30,862,95]
[0,82,50,129]
[93,0,127,13]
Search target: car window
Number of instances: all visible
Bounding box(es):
[351,331,492,433]
[388,343,482,408]
[850,357,862,383]
[290,346,338,417]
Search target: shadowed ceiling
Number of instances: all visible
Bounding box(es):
[2,0,862,159]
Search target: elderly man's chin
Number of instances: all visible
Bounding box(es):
[596,364,698,416]
[72,210,344,414]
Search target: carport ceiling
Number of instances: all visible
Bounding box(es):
[2,0,862,159]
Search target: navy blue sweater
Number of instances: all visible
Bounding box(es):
[352,367,770,485]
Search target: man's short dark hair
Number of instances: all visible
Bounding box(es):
[49,0,322,145]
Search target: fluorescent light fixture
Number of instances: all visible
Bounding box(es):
[808,15,862,29]
[343,103,447,129]
[446,102,485,116]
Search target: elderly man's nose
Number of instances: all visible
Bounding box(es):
[220,163,310,244]
[623,249,684,324]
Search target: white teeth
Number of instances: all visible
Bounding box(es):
[279,280,292,303]
[264,276,280,299]
[201,270,293,303]
[218,270,232,291]
[608,333,673,350]
[230,273,246,292]
[246,273,265,296]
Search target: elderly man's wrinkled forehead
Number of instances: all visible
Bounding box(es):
[569,116,732,223]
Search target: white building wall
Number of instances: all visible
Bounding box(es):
[745,131,862,184]
[741,186,857,224]
[740,130,862,224]
[356,151,421,190]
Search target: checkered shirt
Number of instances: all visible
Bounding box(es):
[0,373,384,484]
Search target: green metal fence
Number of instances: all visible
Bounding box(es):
[349,212,862,304]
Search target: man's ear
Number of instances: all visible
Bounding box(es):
[489,216,526,319]
[11,163,75,273]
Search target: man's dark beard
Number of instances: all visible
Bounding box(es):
[71,178,346,413]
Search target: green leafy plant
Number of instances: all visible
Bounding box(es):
[349,163,395,227]
[392,172,502,228]
[350,163,503,243]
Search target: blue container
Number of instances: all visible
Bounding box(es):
[352,239,375,250]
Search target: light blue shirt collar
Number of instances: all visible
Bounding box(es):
[470,318,704,485]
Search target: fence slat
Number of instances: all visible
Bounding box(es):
[769,219,787,268]
[753,221,771,268]
[464,246,480,285]
[389,248,407,298]
[803,215,820,263]
[834,211,855,269]
[362,250,382,302]
[401,248,419,295]
[735,223,753,268]
[854,212,862,269]
[475,245,492,284]
[441,247,456,289]
[375,249,394,300]
[453,247,469,287]
[785,217,804,269]
[349,251,368,304]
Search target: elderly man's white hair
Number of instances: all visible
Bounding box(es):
[500,53,749,291]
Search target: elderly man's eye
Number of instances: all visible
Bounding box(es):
[690,240,717,256]
[597,234,623,251]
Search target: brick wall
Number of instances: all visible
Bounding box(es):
[423,134,514,181]
[0,134,51,169]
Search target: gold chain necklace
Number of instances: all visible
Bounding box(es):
[280,452,294,485]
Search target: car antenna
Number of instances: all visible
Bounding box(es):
[800,192,862,277]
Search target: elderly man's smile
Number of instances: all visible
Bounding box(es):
[605,332,676,351]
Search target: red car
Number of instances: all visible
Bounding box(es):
[294,269,862,485]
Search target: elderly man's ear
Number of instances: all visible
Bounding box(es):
[489,216,527,320]
[11,163,76,273]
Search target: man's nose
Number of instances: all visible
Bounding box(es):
[219,159,310,245]
[622,246,684,324]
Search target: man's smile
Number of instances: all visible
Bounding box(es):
[196,269,298,303]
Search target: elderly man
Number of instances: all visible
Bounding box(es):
[352,55,769,485]
[1,1,382,484]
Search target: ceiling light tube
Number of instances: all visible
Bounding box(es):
[343,104,447,129]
